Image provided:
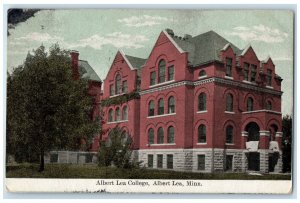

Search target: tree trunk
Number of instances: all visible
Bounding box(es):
[38,148,44,172]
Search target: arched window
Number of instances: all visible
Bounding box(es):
[148,128,154,144]
[108,109,113,122]
[158,98,164,115]
[247,97,254,111]
[148,100,154,116]
[158,60,166,83]
[266,101,272,110]
[168,96,175,114]
[115,74,121,94]
[198,124,206,143]
[122,106,128,120]
[157,127,164,144]
[116,107,120,121]
[199,70,206,77]
[198,93,206,111]
[226,93,233,112]
[226,125,233,144]
[167,126,174,143]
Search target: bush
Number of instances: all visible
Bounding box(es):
[98,127,140,169]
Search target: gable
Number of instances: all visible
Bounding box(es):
[240,45,260,62]
[154,31,170,47]
[262,56,275,66]
[104,51,134,81]
[144,31,185,67]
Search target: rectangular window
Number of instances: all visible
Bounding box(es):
[109,84,114,96]
[150,71,156,86]
[250,65,257,82]
[168,66,174,81]
[225,155,233,171]
[159,67,165,83]
[50,154,58,163]
[157,154,163,168]
[148,154,153,168]
[226,58,232,77]
[122,80,128,93]
[198,155,205,170]
[167,154,173,169]
[267,69,272,86]
[244,63,249,81]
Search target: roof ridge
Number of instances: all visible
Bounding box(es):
[125,54,146,60]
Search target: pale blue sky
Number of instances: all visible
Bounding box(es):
[7,9,294,115]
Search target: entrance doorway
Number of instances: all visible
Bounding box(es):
[248,152,260,171]
[268,153,279,172]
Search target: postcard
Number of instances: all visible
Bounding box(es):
[5,8,293,194]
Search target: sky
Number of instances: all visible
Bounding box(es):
[7,9,294,115]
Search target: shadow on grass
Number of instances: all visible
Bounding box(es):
[6,163,292,180]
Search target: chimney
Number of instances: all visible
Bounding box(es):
[165,28,174,37]
[70,50,80,80]
[183,34,192,40]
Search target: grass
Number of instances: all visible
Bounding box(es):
[6,163,291,180]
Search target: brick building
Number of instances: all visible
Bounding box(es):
[93,29,283,173]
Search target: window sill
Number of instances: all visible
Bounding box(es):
[197,110,207,114]
[149,80,175,88]
[147,113,176,119]
[147,143,176,146]
[225,76,233,80]
[198,76,207,79]
[224,111,235,114]
[196,143,207,145]
[225,143,234,145]
[107,120,128,124]
[266,85,273,89]
[109,93,125,98]
[242,80,257,85]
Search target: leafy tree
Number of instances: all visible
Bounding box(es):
[7,44,99,171]
[98,127,138,169]
[282,115,292,173]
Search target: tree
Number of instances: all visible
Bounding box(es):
[8,9,40,35]
[7,44,100,171]
[98,127,137,169]
[282,115,292,173]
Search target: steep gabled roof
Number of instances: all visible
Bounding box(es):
[79,60,101,82]
[164,30,243,66]
[125,55,147,69]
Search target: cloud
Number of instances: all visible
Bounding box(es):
[118,15,175,27]
[226,24,288,43]
[67,32,149,50]
[15,32,63,42]
[272,56,293,61]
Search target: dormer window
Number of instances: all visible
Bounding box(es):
[244,63,249,81]
[250,65,257,82]
[225,58,232,77]
[150,71,156,86]
[115,74,121,94]
[267,69,272,86]
[122,80,128,93]
[158,60,166,83]
[168,65,174,81]
[109,84,114,96]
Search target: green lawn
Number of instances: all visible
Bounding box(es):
[6,163,291,180]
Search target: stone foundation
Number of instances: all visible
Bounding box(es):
[44,148,282,173]
[44,151,97,164]
[138,148,282,173]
